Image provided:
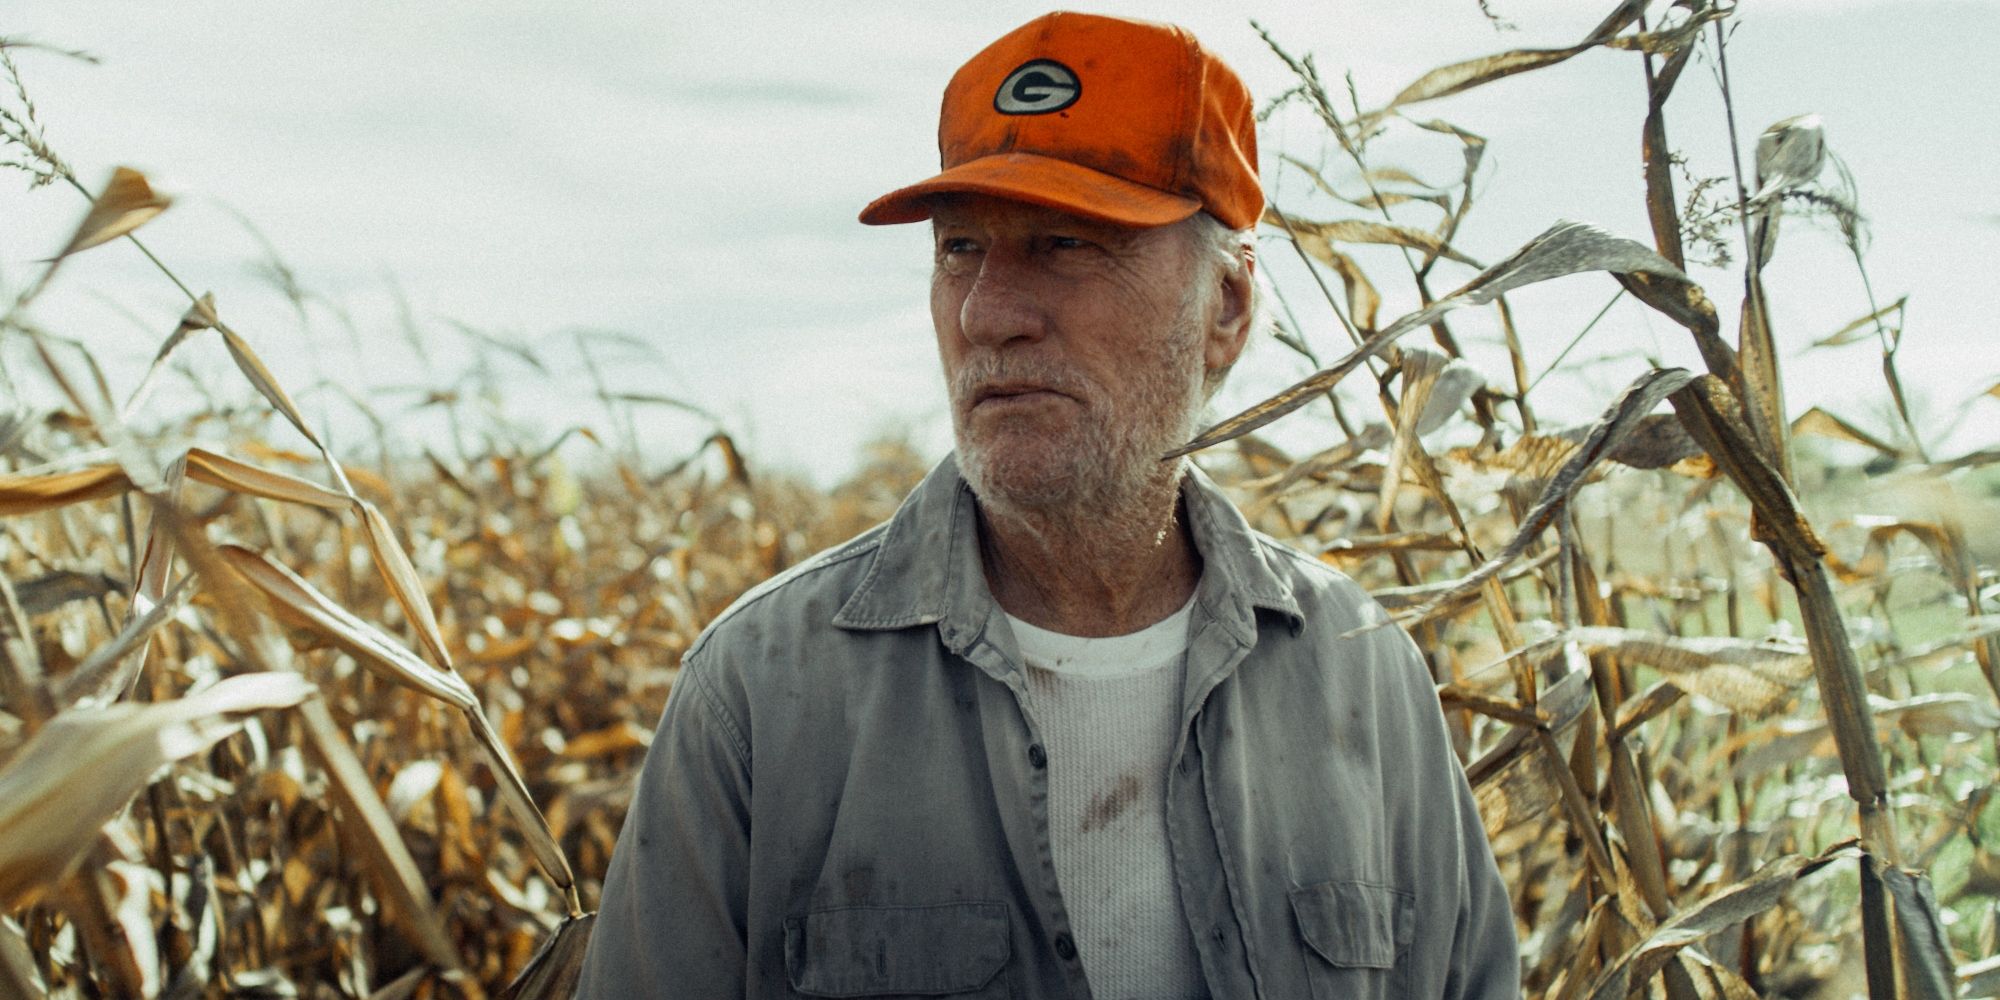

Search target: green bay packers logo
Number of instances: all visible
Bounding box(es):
[994,59,1081,115]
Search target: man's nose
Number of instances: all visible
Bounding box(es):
[957,248,1048,348]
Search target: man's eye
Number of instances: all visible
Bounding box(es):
[1049,236,1090,250]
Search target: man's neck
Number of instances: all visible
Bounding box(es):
[976,476,1201,638]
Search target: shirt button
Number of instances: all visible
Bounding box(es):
[1054,933,1077,961]
[1028,744,1047,769]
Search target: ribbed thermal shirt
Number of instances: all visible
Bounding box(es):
[1006,593,1209,1000]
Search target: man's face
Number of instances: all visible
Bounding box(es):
[930,195,1216,516]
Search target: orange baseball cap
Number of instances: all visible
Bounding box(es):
[859,11,1262,231]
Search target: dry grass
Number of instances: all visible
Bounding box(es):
[2,3,1998,997]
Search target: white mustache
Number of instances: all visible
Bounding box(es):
[949,357,1095,406]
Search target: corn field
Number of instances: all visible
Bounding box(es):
[2,2,1997,997]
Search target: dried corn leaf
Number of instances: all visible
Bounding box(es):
[1269,210,1481,267]
[1875,693,2000,737]
[1230,435,1293,478]
[1324,244,1381,332]
[1318,531,1465,557]
[185,447,348,510]
[1735,118,1826,473]
[54,166,170,260]
[370,966,430,1000]
[1717,693,1986,781]
[218,545,476,711]
[123,457,191,662]
[1823,516,1964,587]
[1712,719,1815,778]
[1451,433,1581,488]
[1378,368,1697,635]
[217,324,322,451]
[1469,648,1592,834]
[1808,295,1906,350]
[603,391,718,423]
[1585,846,1851,1000]
[1417,358,1483,438]
[0,915,40,998]
[1874,856,1956,1000]
[1595,413,1703,470]
[1736,281,1789,472]
[1612,680,1684,740]
[165,854,221,995]
[1369,549,1557,613]
[0,464,132,515]
[122,294,219,420]
[1173,222,1699,457]
[0,672,314,908]
[1361,0,1642,122]
[1378,347,1452,531]
[387,760,445,822]
[445,320,547,374]
[239,439,331,467]
[12,568,118,616]
[464,709,580,906]
[496,912,594,1000]
[1563,626,1813,715]
[295,697,465,977]
[1673,948,1760,1000]
[70,859,160,998]
[469,635,538,665]
[708,432,753,487]
[1406,119,1487,202]
[1790,407,1899,458]
[1360,166,1442,189]
[25,332,168,493]
[1375,45,1591,112]
[58,572,195,708]
[1638,32,1695,272]
[1667,376,1826,560]
[561,720,652,760]
[358,500,454,670]
[1278,155,1447,213]
[1253,423,1391,497]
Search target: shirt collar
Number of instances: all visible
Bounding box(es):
[833,454,1303,646]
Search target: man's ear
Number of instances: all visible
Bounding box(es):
[1204,247,1255,371]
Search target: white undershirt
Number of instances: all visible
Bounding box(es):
[1007,593,1209,1000]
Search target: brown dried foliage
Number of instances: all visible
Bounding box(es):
[3,4,1999,999]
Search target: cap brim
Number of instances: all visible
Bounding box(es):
[859,152,1201,227]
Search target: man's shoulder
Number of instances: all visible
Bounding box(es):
[684,522,889,663]
[1244,528,1394,633]
[1234,528,1437,701]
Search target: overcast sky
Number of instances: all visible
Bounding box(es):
[5,1,1995,484]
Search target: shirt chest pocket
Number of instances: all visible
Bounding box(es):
[1289,880,1413,1000]
[784,902,1012,998]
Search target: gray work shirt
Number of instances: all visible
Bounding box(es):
[576,456,1520,999]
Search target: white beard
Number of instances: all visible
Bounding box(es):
[949,310,1207,534]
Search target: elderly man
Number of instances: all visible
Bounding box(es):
[578,11,1518,999]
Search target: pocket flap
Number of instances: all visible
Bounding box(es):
[1289,880,1413,970]
[785,902,1009,997]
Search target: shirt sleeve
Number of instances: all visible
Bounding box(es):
[574,657,752,998]
[1392,623,1521,999]
[1443,761,1522,999]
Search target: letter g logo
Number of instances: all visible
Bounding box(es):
[994,60,1081,115]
